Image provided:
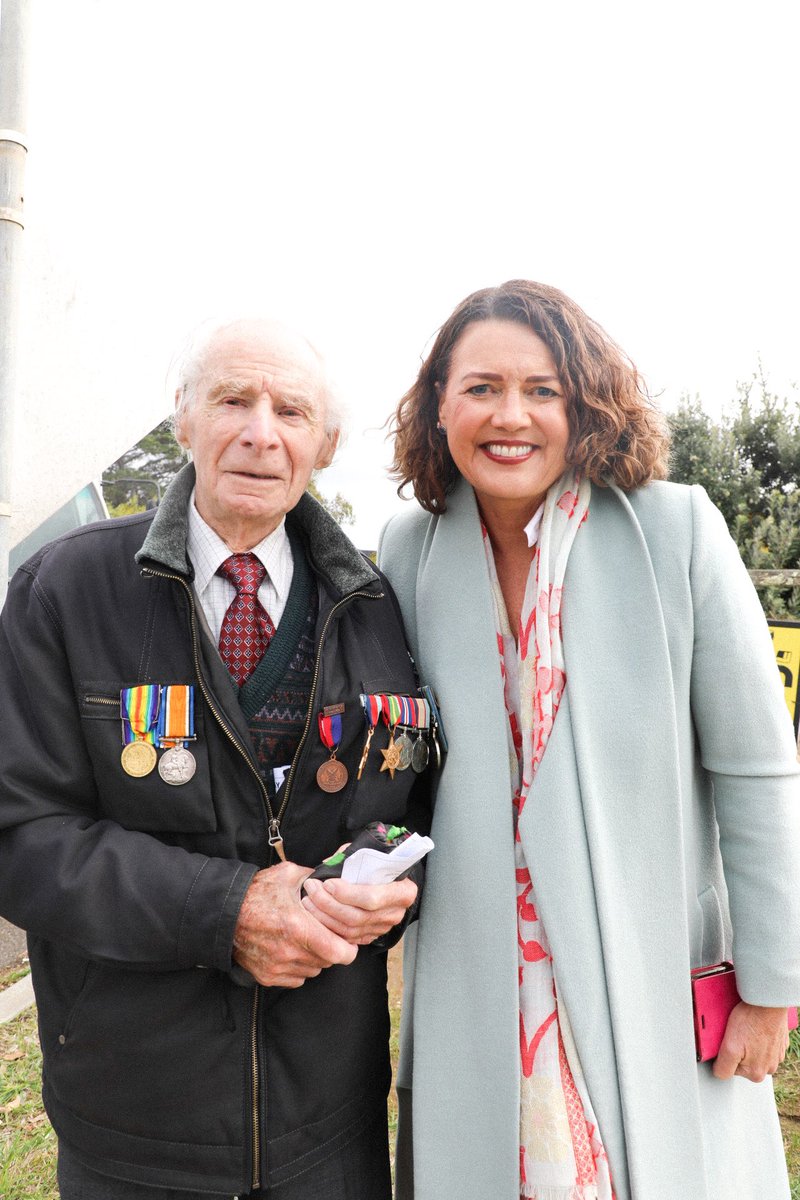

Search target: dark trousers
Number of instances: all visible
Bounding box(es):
[57,1131,392,1200]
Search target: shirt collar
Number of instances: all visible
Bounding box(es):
[186,491,292,599]
[524,503,545,549]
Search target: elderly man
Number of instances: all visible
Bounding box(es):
[0,320,429,1199]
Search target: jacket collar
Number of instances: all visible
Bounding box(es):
[136,461,379,597]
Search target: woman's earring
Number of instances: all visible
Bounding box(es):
[436,421,446,434]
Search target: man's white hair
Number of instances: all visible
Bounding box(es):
[170,316,347,439]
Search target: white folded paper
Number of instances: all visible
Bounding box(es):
[341,833,434,885]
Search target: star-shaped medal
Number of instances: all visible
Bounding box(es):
[379,738,402,780]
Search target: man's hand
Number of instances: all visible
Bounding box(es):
[232,862,357,988]
[301,877,418,945]
[713,1001,791,1082]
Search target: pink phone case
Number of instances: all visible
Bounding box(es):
[691,961,798,1062]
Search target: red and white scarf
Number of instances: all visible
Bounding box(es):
[482,469,614,1200]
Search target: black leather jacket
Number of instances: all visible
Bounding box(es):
[0,465,429,1193]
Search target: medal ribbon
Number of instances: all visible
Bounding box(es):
[158,685,195,747]
[381,693,402,729]
[360,693,382,728]
[120,685,161,746]
[318,712,342,753]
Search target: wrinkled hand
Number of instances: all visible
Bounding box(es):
[232,862,357,988]
[713,1001,791,1082]
[301,876,418,945]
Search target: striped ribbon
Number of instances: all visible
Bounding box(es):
[359,693,431,730]
[120,685,161,746]
[158,685,195,747]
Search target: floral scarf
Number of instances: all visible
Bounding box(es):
[482,469,614,1200]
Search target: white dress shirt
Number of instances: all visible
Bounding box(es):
[186,492,294,643]
[523,503,544,548]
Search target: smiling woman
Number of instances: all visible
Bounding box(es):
[435,320,571,542]
[380,279,800,1200]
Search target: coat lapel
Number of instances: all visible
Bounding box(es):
[411,480,522,1199]
[520,484,707,1199]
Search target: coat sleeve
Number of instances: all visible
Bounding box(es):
[0,563,257,972]
[688,485,800,1004]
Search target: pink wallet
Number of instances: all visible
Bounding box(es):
[690,961,798,1062]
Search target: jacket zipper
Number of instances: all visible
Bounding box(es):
[250,986,261,1189]
[275,588,382,847]
[83,695,119,707]
[140,567,277,833]
[140,564,382,1190]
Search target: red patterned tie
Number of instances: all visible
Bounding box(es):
[217,553,276,685]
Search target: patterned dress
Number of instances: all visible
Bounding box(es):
[482,472,614,1200]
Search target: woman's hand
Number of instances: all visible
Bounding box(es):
[301,876,418,945]
[713,1001,791,1082]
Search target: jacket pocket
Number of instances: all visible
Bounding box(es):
[79,681,218,833]
[48,964,245,1149]
[697,884,725,965]
[58,960,98,1045]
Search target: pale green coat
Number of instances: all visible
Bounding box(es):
[379,478,800,1200]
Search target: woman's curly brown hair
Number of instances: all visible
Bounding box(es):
[389,279,669,513]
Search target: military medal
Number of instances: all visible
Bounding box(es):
[357,693,382,779]
[393,696,415,770]
[420,685,448,768]
[395,731,414,770]
[120,685,161,776]
[411,731,430,773]
[159,746,197,785]
[377,694,405,780]
[121,740,158,777]
[406,697,432,774]
[317,708,348,793]
[157,685,197,786]
[379,736,402,780]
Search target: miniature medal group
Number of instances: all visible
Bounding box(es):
[120,684,196,786]
[357,692,442,781]
[315,691,443,793]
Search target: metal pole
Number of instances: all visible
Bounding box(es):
[0,0,30,604]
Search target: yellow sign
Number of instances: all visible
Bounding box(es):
[768,621,800,734]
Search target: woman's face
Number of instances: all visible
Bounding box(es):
[437,319,571,520]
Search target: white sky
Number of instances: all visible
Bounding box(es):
[11,0,800,548]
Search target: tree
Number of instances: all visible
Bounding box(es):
[103,418,185,513]
[667,373,800,618]
[307,476,355,526]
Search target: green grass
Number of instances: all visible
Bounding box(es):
[3,958,800,1196]
[0,994,58,1200]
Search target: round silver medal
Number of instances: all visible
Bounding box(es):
[158,746,197,786]
[395,732,413,771]
[411,735,429,773]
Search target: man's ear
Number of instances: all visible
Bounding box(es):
[174,389,190,450]
[315,428,339,471]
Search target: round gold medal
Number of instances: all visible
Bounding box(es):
[121,741,157,777]
[316,758,349,793]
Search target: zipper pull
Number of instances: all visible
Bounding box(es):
[268,820,287,862]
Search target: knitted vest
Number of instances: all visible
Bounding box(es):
[237,531,317,782]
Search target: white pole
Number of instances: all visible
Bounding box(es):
[0,0,30,605]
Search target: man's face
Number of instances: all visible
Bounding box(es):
[176,322,337,549]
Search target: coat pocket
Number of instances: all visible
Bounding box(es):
[338,682,422,833]
[697,884,725,965]
[79,681,217,833]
